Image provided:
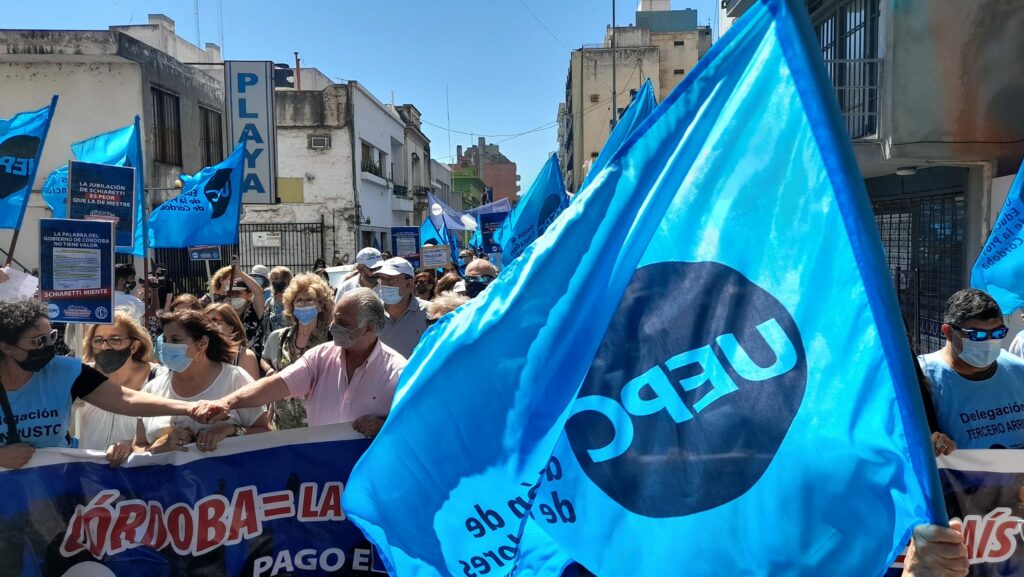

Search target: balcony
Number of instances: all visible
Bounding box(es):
[412,186,432,198]
[361,158,384,179]
[393,184,409,198]
[824,58,882,140]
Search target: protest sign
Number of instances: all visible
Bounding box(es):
[391,227,420,268]
[38,218,114,324]
[0,424,385,577]
[478,212,507,255]
[189,245,222,261]
[67,160,136,250]
[421,245,450,268]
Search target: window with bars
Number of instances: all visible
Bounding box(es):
[199,106,223,167]
[873,193,966,353]
[811,0,881,139]
[152,87,182,165]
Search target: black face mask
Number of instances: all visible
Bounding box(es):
[94,348,133,375]
[17,345,56,372]
[466,281,489,298]
[124,281,137,292]
[415,283,432,295]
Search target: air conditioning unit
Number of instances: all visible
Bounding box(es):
[309,135,331,150]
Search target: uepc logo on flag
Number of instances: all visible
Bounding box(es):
[566,261,807,516]
[0,135,41,199]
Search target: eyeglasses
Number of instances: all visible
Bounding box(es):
[952,325,1009,342]
[91,336,133,349]
[465,275,494,284]
[293,298,317,307]
[22,329,59,350]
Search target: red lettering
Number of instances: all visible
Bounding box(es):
[166,504,195,555]
[318,483,344,521]
[298,483,319,521]
[59,507,87,556]
[141,502,169,550]
[108,501,147,554]
[228,487,262,544]
[195,495,230,555]
[988,519,1019,562]
[81,492,119,558]
[961,517,979,560]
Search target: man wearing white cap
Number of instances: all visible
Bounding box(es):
[335,247,383,304]
[375,257,430,359]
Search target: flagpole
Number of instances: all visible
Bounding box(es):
[611,0,618,129]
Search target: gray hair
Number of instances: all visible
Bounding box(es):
[342,287,387,331]
[427,291,469,320]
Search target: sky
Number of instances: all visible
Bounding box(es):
[4,0,719,188]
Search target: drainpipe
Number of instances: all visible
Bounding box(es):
[294,52,301,90]
[348,82,361,251]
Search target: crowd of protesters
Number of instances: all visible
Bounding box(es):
[0,243,981,576]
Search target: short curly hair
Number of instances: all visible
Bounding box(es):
[0,298,50,351]
[282,273,334,324]
[943,289,1001,325]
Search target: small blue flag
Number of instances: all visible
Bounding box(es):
[41,165,68,219]
[342,0,942,575]
[493,154,568,267]
[420,217,446,247]
[580,78,657,192]
[971,161,1024,313]
[0,96,58,231]
[428,191,476,232]
[71,117,146,257]
[148,142,245,248]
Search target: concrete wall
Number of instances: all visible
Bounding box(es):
[112,14,221,65]
[649,30,711,100]
[350,82,406,248]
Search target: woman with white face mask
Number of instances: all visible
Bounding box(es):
[262,273,334,430]
[139,310,271,454]
[78,312,162,465]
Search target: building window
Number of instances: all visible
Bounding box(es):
[673,69,686,75]
[812,0,881,139]
[199,106,223,167]
[674,40,685,46]
[590,94,600,103]
[151,87,182,165]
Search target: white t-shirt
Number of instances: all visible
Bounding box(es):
[78,402,139,450]
[141,364,264,442]
[1009,332,1024,359]
[334,275,370,303]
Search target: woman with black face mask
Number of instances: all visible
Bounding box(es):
[78,311,161,464]
[0,298,211,470]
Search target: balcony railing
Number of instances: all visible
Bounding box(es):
[824,58,882,140]
[361,158,384,179]
[412,186,432,198]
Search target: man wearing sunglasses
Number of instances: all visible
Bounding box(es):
[919,288,1024,450]
[464,259,498,299]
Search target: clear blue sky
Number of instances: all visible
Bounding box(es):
[4,0,719,188]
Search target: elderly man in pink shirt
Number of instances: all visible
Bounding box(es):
[202,287,406,438]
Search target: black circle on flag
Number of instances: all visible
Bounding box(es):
[203,168,234,219]
[0,135,41,200]
[565,261,807,518]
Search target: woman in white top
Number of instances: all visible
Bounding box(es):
[140,309,270,454]
[78,311,160,464]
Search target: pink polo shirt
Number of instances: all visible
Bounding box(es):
[278,339,407,427]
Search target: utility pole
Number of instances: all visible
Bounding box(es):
[611,0,618,129]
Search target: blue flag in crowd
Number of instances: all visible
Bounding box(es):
[493,154,568,267]
[342,0,942,575]
[580,78,657,192]
[148,142,245,248]
[0,96,58,230]
[71,117,146,257]
[420,217,446,247]
[971,161,1024,313]
[428,191,476,232]
[41,164,68,219]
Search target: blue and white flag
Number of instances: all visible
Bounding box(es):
[148,142,245,248]
[41,164,69,219]
[420,217,446,247]
[580,78,657,192]
[493,154,567,267]
[71,117,147,256]
[0,96,58,230]
[428,192,476,232]
[972,161,1024,313]
[342,0,942,575]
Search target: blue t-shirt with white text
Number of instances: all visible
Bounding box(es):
[1,356,103,448]
[920,350,1024,449]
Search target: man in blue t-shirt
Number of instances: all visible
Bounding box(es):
[919,288,1024,450]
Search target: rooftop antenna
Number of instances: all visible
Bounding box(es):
[218,0,225,53]
[194,0,201,46]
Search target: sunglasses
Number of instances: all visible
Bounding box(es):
[952,325,1009,342]
[23,329,59,350]
[465,275,494,284]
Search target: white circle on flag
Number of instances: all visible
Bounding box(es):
[431,204,443,216]
[61,562,117,577]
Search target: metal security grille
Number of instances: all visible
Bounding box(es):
[873,193,966,353]
[811,0,881,139]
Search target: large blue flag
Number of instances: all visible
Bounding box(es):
[41,164,68,219]
[342,1,942,576]
[492,154,568,267]
[71,117,146,257]
[579,78,657,192]
[0,96,58,230]
[971,161,1024,313]
[428,191,475,232]
[148,142,245,248]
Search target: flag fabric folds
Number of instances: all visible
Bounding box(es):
[493,154,568,267]
[0,96,58,230]
[971,161,1024,313]
[71,117,146,257]
[428,191,476,232]
[41,165,69,219]
[580,78,657,192]
[147,142,245,248]
[341,1,941,576]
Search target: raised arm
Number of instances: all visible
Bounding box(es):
[83,381,199,418]
[191,373,291,424]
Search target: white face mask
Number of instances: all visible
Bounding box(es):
[230,297,248,313]
[958,338,1003,368]
[377,285,402,305]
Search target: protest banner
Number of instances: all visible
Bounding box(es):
[38,218,114,325]
[391,226,420,268]
[420,245,450,268]
[189,245,222,261]
[67,160,136,250]
[0,424,384,577]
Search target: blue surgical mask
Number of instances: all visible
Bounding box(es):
[376,285,403,305]
[293,305,319,326]
[161,342,194,373]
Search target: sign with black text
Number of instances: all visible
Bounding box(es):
[421,244,450,268]
[38,218,114,324]
[67,160,136,249]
